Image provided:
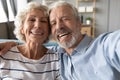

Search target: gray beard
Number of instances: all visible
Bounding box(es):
[57,32,80,48]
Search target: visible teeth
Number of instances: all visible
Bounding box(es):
[58,33,69,37]
[59,34,66,37]
[31,30,43,35]
[32,32,42,34]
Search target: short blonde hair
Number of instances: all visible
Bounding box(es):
[14,2,50,42]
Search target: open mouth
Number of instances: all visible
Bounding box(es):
[32,32,43,35]
[31,30,44,36]
[57,32,71,40]
[56,28,72,41]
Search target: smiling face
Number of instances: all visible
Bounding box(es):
[21,9,49,44]
[50,5,81,48]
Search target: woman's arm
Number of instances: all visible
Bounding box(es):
[0,42,17,55]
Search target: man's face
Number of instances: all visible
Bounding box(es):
[50,5,81,48]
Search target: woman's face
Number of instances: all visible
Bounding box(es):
[21,9,49,44]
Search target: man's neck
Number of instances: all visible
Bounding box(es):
[65,35,84,55]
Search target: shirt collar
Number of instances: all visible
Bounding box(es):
[74,35,93,54]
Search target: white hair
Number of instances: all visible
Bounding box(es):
[48,1,79,20]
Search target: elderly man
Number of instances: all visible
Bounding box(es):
[1,1,120,80]
[49,1,120,80]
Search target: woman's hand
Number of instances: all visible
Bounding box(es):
[0,42,17,55]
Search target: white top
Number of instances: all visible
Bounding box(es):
[0,46,60,80]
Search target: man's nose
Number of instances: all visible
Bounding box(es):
[56,19,64,29]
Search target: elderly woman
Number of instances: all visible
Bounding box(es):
[0,2,60,80]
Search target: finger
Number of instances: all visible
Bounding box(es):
[0,45,11,55]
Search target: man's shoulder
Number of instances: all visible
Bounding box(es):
[44,41,59,52]
[95,30,120,41]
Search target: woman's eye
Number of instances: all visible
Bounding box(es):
[29,18,35,22]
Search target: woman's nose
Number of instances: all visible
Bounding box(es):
[34,21,41,28]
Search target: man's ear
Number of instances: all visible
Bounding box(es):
[77,19,82,29]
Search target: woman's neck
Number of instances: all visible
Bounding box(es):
[18,42,48,60]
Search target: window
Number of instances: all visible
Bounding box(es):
[0,0,27,23]
[7,0,15,21]
[0,1,7,23]
[17,0,27,13]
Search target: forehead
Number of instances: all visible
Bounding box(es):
[49,5,74,19]
[28,9,44,15]
[27,9,46,17]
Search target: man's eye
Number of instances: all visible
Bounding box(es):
[50,22,56,26]
[62,17,70,21]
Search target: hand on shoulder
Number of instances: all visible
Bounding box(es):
[0,42,17,55]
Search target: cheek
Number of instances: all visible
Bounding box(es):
[51,28,56,37]
[22,24,28,33]
[22,27,27,34]
[71,21,80,30]
[44,26,50,36]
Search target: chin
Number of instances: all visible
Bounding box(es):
[58,36,76,48]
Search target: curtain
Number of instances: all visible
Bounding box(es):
[9,0,17,16]
[1,0,9,19]
[8,0,17,39]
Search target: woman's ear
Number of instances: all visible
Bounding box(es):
[20,26,24,34]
